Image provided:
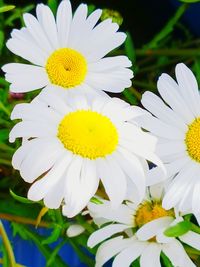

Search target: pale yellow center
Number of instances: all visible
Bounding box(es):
[185,117,200,162]
[57,110,119,159]
[135,201,174,228]
[46,48,87,88]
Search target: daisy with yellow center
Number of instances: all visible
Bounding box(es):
[2,0,133,95]
[87,183,200,267]
[9,91,162,218]
[138,63,200,224]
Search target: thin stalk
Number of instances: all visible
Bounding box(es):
[0,101,10,116]
[0,213,50,228]
[0,220,16,267]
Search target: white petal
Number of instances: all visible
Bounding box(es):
[141,91,187,131]
[23,13,53,54]
[11,102,61,124]
[113,241,147,267]
[88,56,132,71]
[66,224,85,237]
[114,148,145,202]
[56,0,72,47]
[95,236,133,267]
[86,68,133,93]
[6,28,47,65]
[180,231,200,250]
[19,138,64,182]
[140,243,161,267]
[63,158,99,217]
[27,153,72,202]
[96,157,127,208]
[175,63,200,116]
[9,121,56,143]
[137,113,184,140]
[163,240,196,267]
[146,167,166,186]
[157,73,194,123]
[88,224,130,248]
[3,63,48,92]
[136,217,173,241]
[163,161,198,210]
[36,4,59,49]
[192,180,200,214]
[88,201,133,226]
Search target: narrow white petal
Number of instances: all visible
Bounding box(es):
[141,91,187,131]
[88,224,130,248]
[180,231,200,250]
[96,157,127,208]
[136,217,173,241]
[140,243,161,267]
[157,73,194,123]
[27,153,72,202]
[63,159,98,218]
[66,224,85,237]
[36,4,59,49]
[175,63,200,116]
[9,121,56,143]
[95,236,133,267]
[163,240,196,267]
[56,0,72,47]
[113,241,147,267]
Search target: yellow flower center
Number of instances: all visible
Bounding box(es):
[57,110,119,159]
[185,117,200,162]
[135,201,174,228]
[46,48,87,89]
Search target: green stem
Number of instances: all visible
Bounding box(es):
[0,101,10,116]
[146,3,188,49]
[0,220,16,267]
[136,48,200,57]
[191,223,200,234]
[132,80,156,91]
[0,158,12,166]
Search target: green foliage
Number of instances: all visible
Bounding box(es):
[0,5,15,13]
[164,221,192,237]
[179,0,200,2]
[0,0,200,266]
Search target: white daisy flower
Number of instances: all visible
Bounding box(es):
[138,63,200,223]
[2,0,133,95]
[88,184,200,267]
[9,91,162,217]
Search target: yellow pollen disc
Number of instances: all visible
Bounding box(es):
[135,201,174,228]
[46,48,87,88]
[57,110,119,159]
[185,117,200,162]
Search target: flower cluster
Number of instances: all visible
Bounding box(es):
[4,0,200,266]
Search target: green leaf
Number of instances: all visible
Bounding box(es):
[0,5,15,13]
[0,129,9,142]
[179,0,200,2]
[164,221,191,237]
[0,30,4,54]
[10,189,36,205]
[125,32,136,63]
[161,252,173,267]
[90,197,103,205]
[46,240,67,267]
[42,226,61,245]
[48,0,58,14]
[123,88,138,105]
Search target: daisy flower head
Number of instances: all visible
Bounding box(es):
[88,183,200,267]
[9,91,162,218]
[2,0,133,95]
[139,63,200,223]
